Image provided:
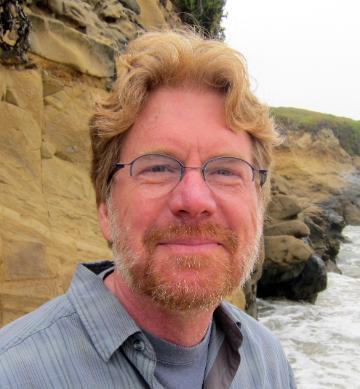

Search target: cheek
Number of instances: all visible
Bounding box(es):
[226,197,261,237]
[227,192,260,223]
[113,192,166,240]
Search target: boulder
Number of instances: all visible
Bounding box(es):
[264,220,310,238]
[260,235,313,287]
[302,206,345,265]
[267,194,302,220]
[264,235,313,265]
[258,255,327,303]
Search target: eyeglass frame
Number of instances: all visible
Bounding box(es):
[107,153,268,188]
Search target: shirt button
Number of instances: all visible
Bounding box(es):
[133,339,145,351]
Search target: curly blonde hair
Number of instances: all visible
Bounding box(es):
[90,29,280,206]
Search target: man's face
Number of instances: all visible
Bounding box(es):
[99,86,263,311]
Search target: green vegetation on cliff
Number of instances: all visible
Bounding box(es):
[173,0,226,39]
[272,107,360,156]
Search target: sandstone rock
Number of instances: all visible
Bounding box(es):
[41,139,56,159]
[41,0,139,45]
[43,84,101,167]
[0,65,111,327]
[271,174,290,195]
[0,0,184,328]
[272,126,355,208]
[98,1,128,22]
[258,254,327,303]
[287,254,327,302]
[137,0,167,28]
[290,129,352,164]
[0,102,43,192]
[302,206,345,265]
[42,72,65,97]
[106,20,139,44]
[1,292,55,327]
[46,0,95,28]
[264,235,313,265]
[3,237,50,280]
[267,194,302,220]
[261,234,313,286]
[29,14,115,77]
[264,220,310,238]
[119,0,141,14]
[0,67,44,128]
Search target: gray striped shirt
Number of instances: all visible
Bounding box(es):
[0,261,296,388]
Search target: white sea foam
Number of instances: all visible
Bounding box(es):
[258,226,360,389]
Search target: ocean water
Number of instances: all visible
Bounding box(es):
[258,226,360,389]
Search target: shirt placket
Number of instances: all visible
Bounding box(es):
[122,334,164,389]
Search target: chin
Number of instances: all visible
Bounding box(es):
[128,253,245,311]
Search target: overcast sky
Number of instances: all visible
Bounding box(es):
[222,0,360,120]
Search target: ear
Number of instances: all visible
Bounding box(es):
[98,202,112,242]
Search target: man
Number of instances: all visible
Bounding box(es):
[0,30,296,388]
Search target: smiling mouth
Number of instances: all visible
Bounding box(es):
[157,240,222,254]
[159,239,221,246]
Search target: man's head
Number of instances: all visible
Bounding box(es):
[90,30,280,311]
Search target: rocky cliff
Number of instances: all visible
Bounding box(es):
[1,0,359,326]
[257,127,359,306]
[0,0,181,327]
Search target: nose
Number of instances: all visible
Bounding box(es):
[167,168,217,221]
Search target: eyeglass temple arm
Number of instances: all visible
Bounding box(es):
[258,169,267,187]
[107,163,126,184]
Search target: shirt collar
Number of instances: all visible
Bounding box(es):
[67,261,141,362]
[214,302,243,351]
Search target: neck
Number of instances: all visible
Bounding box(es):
[104,272,215,346]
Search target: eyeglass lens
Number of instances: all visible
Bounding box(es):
[129,154,255,192]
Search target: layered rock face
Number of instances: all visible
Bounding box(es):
[1,1,358,326]
[0,0,180,327]
[0,64,113,325]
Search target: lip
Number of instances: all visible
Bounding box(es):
[157,240,222,254]
[158,239,221,246]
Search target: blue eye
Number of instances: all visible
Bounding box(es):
[142,164,177,174]
[213,169,236,177]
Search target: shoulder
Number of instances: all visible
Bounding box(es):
[0,294,76,356]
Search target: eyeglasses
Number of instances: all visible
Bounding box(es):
[108,153,267,194]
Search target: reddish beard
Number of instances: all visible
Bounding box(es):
[114,223,254,311]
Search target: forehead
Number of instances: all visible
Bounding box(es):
[121,86,253,162]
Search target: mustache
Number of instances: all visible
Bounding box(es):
[143,223,238,255]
